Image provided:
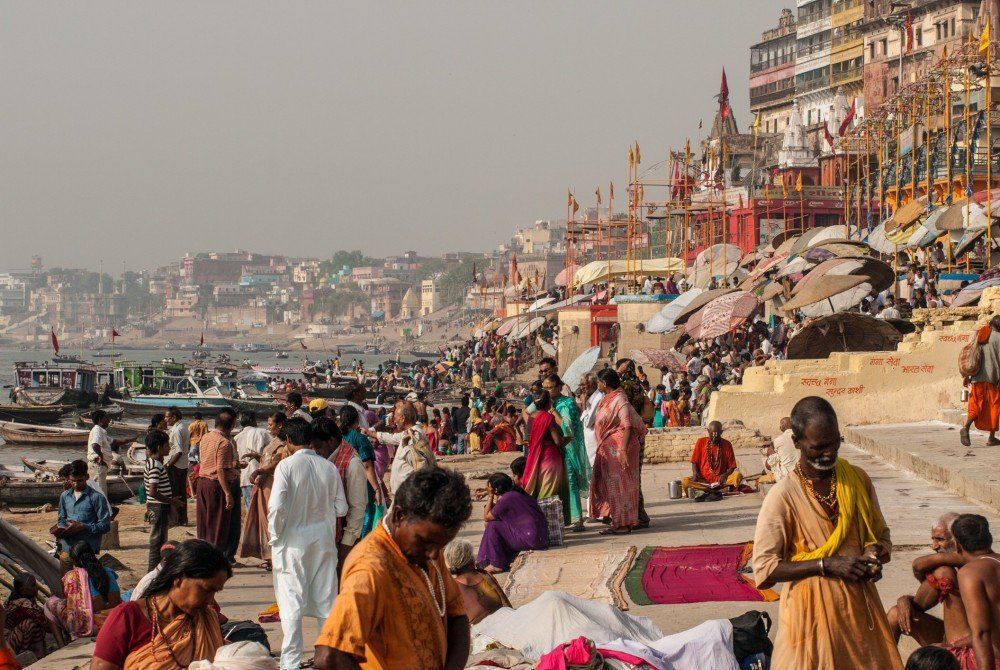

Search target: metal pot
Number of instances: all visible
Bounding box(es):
[668,480,683,499]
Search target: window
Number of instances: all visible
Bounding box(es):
[936,23,941,41]
[916,27,922,46]
[951,18,956,37]
[870,42,876,60]
[881,38,888,55]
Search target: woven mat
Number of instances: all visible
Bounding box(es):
[504,545,637,610]
[624,541,779,606]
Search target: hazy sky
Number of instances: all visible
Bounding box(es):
[2,1,789,271]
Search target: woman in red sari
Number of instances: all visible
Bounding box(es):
[591,369,647,535]
[521,391,571,524]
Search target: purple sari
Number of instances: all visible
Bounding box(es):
[477,489,549,571]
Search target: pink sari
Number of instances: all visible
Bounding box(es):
[522,410,569,523]
[45,568,94,639]
[591,388,647,528]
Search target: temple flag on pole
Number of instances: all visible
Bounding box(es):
[471,261,477,285]
[571,197,579,214]
[905,12,914,53]
[111,329,120,341]
[567,189,573,207]
[595,187,602,205]
[50,329,59,355]
[824,122,837,152]
[839,98,857,136]
[628,146,634,165]
[199,332,204,346]
[634,141,641,164]
[609,181,614,200]
[300,340,308,350]
[795,173,803,192]
[981,21,991,54]
[752,113,761,135]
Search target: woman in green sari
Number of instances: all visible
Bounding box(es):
[542,373,592,532]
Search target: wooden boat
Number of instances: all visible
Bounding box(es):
[112,398,232,418]
[0,469,141,505]
[1,423,90,447]
[229,397,285,415]
[77,406,125,424]
[0,405,73,424]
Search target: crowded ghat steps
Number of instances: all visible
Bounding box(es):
[703,285,1000,513]
[28,291,1000,669]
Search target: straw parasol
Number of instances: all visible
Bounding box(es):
[885,196,928,234]
[785,313,903,360]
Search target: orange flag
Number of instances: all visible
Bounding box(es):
[595,187,602,205]
[567,189,573,207]
[572,197,580,214]
[634,141,641,164]
[609,181,615,200]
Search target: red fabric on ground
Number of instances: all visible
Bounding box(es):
[640,543,769,605]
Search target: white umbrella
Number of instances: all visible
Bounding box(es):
[645,288,705,334]
[527,296,556,313]
[562,346,601,392]
[694,244,743,268]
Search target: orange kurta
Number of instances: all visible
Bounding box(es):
[315,524,465,670]
[968,381,1000,432]
[752,467,903,670]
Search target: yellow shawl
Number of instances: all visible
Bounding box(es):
[792,458,886,561]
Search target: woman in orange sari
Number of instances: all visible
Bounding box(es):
[661,390,682,428]
[591,369,647,535]
[91,540,231,670]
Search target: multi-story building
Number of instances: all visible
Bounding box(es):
[796,0,835,129]
[863,1,981,111]
[829,0,865,106]
[420,279,442,316]
[750,8,798,135]
[350,266,385,283]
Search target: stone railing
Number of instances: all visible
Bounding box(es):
[644,421,769,464]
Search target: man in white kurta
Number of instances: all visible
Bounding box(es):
[268,422,348,670]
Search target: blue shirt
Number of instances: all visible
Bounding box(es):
[57,486,111,553]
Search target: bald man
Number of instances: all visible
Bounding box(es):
[888,513,971,647]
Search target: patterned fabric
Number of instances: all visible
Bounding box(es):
[5,598,47,655]
[522,410,570,525]
[591,389,647,529]
[538,497,564,548]
[553,395,592,525]
[45,569,94,639]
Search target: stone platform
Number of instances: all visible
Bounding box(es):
[845,421,1000,513]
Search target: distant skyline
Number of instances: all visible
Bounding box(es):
[1,1,789,271]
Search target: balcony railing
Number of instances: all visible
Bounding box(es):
[750,86,797,107]
[798,8,832,26]
[750,53,795,73]
[831,67,863,84]
[832,0,864,14]
[797,40,832,57]
[796,75,832,94]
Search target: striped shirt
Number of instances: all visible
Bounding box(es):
[144,458,173,504]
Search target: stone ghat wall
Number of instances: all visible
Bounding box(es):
[706,287,1000,436]
[643,422,769,464]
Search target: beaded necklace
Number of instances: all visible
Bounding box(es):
[382,518,446,617]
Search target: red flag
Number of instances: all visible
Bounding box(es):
[199,332,204,346]
[839,98,857,136]
[50,328,59,355]
[905,12,914,53]
[111,328,121,341]
[300,340,308,350]
[824,122,837,151]
[698,118,703,130]
[718,68,730,119]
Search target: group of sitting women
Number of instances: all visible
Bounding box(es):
[4,538,268,670]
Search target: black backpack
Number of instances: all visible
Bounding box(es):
[729,610,773,661]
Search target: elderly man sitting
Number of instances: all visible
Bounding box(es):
[887,513,971,647]
[681,421,743,502]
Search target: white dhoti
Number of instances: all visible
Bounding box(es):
[267,448,348,670]
[90,464,109,497]
[272,532,339,670]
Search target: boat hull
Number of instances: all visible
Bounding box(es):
[113,398,232,417]
[0,475,141,506]
[0,405,73,425]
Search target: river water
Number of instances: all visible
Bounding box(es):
[0,347,417,467]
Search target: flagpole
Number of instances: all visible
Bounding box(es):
[965,52,972,273]
[986,15,993,269]
[683,140,691,268]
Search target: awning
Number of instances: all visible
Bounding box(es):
[572,258,685,287]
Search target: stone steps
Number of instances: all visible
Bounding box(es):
[844,422,1000,513]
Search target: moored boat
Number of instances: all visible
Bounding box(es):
[113,397,232,418]
[1,423,91,447]
[0,471,140,506]
[0,405,74,425]
[228,397,285,415]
